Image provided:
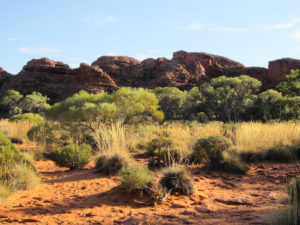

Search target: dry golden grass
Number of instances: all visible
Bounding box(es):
[0,119,34,141]
[131,121,300,154]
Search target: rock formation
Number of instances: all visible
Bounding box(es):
[0,51,299,102]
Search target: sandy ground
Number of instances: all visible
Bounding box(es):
[0,158,299,225]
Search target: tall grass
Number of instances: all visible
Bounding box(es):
[0,119,34,141]
[131,121,300,155]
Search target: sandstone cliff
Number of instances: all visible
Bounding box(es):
[0,51,299,102]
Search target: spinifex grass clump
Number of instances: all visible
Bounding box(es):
[119,165,154,193]
[0,132,24,179]
[192,135,248,174]
[264,145,297,163]
[0,184,11,203]
[159,167,194,195]
[270,177,300,225]
[7,163,40,191]
[146,136,173,156]
[50,144,92,170]
[192,136,232,163]
[95,153,131,175]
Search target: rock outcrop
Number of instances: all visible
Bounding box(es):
[0,51,299,102]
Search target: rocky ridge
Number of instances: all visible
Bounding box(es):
[1,51,300,102]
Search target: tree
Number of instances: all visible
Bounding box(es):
[47,88,164,131]
[255,89,283,121]
[153,87,188,120]
[276,69,300,97]
[0,90,23,116]
[110,87,164,124]
[200,75,261,122]
[18,92,50,115]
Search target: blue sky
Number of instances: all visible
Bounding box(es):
[1,0,300,74]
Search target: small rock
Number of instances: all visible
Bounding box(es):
[180,210,197,216]
[85,212,97,217]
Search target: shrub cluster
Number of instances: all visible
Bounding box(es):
[95,153,131,175]
[192,136,248,174]
[159,167,194,195]
[50,144,92,170]
[119,165,154,193]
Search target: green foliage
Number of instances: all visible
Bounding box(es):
[277,69,300,97]
[200,75,261,122]
[153,87,188,120]
[217,149,249,174]
[7,163,40,191]
[146,136,173,156]
[111,87,164,124]
[46,88,163,133]
[95,153,131,175]
[50,144,92,169]
[159,167,194,195]
[264,146,297,163]
[27,123,55,144]
[0,133,23,178]
[18,92,50,115]
[9,113,44,124]
[119,165,154,193]
[0,90,23,116]
[192,136,233,163]
[153,147,184,166]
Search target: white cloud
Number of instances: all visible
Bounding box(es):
[288,30,300,40]
[8,36,22,41]
[105,51,117,56]
[179,23,204,31]
[85,13,117,26]
[18,47,60,55]
[179,17,300,33]
[148,49,159,53]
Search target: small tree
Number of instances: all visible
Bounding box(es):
[18,92,50,115]
[277,69,300,97]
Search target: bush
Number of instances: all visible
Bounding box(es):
[0,133,24,178]
[240,151,265,163]
[0,184,11,203]
[192,136,232,163]
[95,153,131,175]
[264,146,296,163]
[153,147,185,166]
[50,144,92,170]
[9,113,44,124]
[119,165,154,193]
[159,167,194,195]
[7,163,40,191]
[146,136,173,156]
[27,123,55,144]
[217,149,249,174]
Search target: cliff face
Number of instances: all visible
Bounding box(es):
[0,51,299,102]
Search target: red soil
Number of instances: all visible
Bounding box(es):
[0,159,299,225]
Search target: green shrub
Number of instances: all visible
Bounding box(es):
[0,184,11,203]
[50,144,92,170]
[119,165,154,193]
[27,123,55,144]
[159,167,194,195]
[0,133,24,178]
[9,113,44,124]
[153,147,185,166]
[7,163,40,191]
[95,153,131,175]
[218,149,249,174]
[146,136,173,156]
[264,146,296,163]
[192,136,232,163]
[240,151,265,163]
[270,177,300,225]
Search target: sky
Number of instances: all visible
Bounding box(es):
[1,0,300,74]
